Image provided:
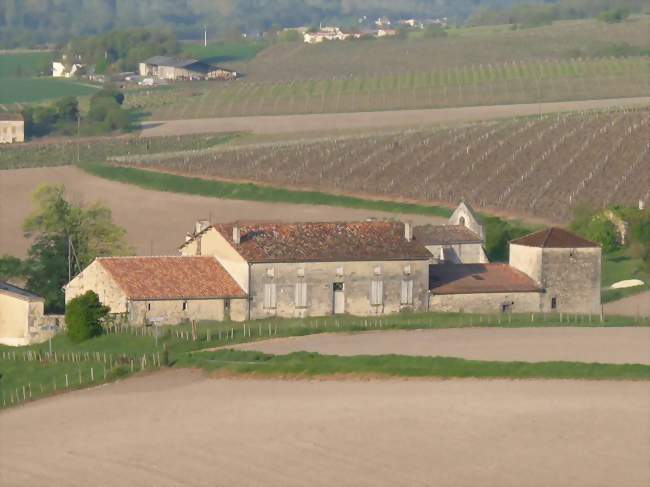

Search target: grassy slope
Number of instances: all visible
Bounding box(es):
[182,41,268,64]
[78,161,454,218]
[0,52,55,78]
[0,78,99,104]
[602,247,650,303]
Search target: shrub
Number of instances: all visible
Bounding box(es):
[597,9,629,23]
[65,291,109,343]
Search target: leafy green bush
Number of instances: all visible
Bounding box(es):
[597,8,630,23]
[65,291,109,343]
[570,206,620,253]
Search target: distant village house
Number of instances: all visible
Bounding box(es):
[139,56,237,82]
[0,113,24,144]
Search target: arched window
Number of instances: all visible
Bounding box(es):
[459,216,466,226]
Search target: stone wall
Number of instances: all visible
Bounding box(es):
[128,298,248,325]
[0,121,24,144]
[539,247,601,314]
[429,291,542,313]
[65,261,128,313]
[248,260,430,319]
[426,243,487,264]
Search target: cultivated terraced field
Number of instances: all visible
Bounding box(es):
[112,108,650,221]
[127,57,650,120]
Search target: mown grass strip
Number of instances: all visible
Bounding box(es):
[180,349,650,381]
[78,162,453,218]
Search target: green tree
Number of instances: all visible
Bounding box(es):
[570,206,620,253]
[597,8,630,23]
[55,96,80,122]
[0,255,25,282]
[65,291,109,343]
[22,185,131,311]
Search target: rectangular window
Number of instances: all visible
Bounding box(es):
[147,303,151,311]
[551,297,558,310]
[401,280,414,305]
[182,301,188,311]
[263,283,277,309]
[370,280,384,306]
[295,282,308,308]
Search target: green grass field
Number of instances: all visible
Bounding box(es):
[0,78,100,105]
[602,247,650,303]
[180,349,650,381]
[182,41,268,64]
[78,161,455,218]
[0,51,55,78]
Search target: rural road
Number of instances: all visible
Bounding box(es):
[0,371,647,487]
[229,327,650,364]
[140,96,650,136]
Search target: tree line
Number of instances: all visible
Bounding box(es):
[2,0,545,48]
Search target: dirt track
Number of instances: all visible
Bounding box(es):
[230,327,650,364]
[0,370,647,487]
[0,166,444,257]
[140,96,650,136]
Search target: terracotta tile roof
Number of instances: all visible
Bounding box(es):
[414,224,483,245]
[98,257,246,300]
[429,264,542,295]
[212,221,431,263]
[0,113,24,122]
[510,227,599,248]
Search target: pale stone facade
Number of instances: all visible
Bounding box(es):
[0,117,25,144]
[510,244,601,314]
[248,260,429,319]
[429,291,541,313]
[66,260,127,313]
[0,282,60,346]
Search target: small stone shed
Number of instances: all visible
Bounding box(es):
[0,282,47,346]
[429,264,543,313]
[65,256,248,325]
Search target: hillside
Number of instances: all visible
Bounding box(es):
[223,18,650,82]
[110,107,650,221]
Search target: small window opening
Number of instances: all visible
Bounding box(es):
[147,303,151,311]
[459,216,466,226]
[182,301,188,311]
[551,297,558,310]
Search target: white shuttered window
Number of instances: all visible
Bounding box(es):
[370,280,384,306]
[401,280,414,305]
[263,283,277,309]
[295,282,308,308]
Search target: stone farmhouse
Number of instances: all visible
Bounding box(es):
[139,56,237,81]
[66,204,601,325]
[0,113,25,144]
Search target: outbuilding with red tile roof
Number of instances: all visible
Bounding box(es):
[65,256,248,325]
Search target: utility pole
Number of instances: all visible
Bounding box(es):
[204,25,208,47]
[76,113,81,162]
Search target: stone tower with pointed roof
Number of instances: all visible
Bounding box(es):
[509,228,601,314]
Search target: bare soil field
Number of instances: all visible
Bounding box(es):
[605,291,650,318]
[0,370,648,487]
[140,96,650,137]
[229,327,650,365]
[0,166,444,258]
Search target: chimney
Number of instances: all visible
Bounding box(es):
[404,221,413,242]
[185,233,192,243]
[195,219,210,234]
[233,225,241,245]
